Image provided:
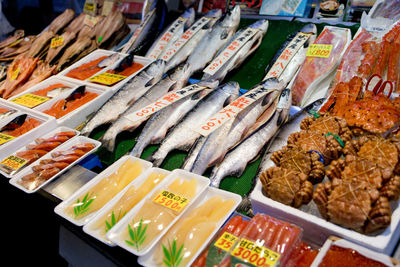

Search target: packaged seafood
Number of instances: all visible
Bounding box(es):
[138,187,241,267]
[9,136,100,194]
[0,126,78,178]
[190,212,251,267]
[106,169,210,256]
[310,236,399,266]
[291,26,351,107]
[54,156,152,226]
[0,98,57,157]
[83,168,170,246]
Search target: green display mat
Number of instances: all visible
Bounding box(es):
[90,19,360,197]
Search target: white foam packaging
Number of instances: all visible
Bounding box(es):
[0,126,79,178]
[57,49,154,92]
[9,136,101,193]
[310,236,400,266]
[0,98,57,156]
[106,169,210,257]
[54,155,153,227]
[138,186,242,267]
[83,167,170,246]
[8,76,113,129]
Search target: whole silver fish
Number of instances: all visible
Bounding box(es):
[161,9,222,72]
[130,80,219,157]
[148,81,240,166]
[145,8,195,59]
[186,5,241,75]
[80,59,165,137]
[202,19,269,82]
[263,23,317,86]
[183,79,281,175]
[101,63,192,151]
[209,86,291,188]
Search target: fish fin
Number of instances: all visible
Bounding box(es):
[167,81,179,92]
[191,91,203,100]
[144,78,158,87]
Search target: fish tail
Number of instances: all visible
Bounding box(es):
[129,143,144,157]
[147,148,169,167]
[209,167,225,188]
[101,129,118,152]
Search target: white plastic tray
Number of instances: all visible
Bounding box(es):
[106,169,210,257]
[138,186,242,267]
[310,236,399,266]
[57,49,154,93]
[54,155,153,226]
[0,126,79,178]
[0,98,57,157]
[83,167,170,246]
[9,136,101,193]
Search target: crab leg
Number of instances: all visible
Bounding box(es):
[387,33,400,92]
[357,41,381,79]
[372,40,391,78]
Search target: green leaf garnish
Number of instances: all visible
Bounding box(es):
[325,132,345,147]
[309,110,320,118]
[125,219,147,251]
[162,239,184,267]
[105,209,126,232]
[74,192,95,218]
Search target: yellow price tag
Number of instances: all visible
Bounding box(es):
[88,73,127,86]
[0,133,15,145]
[214,232,239,252]
[11,93,49,108]
[50,36,64,48]
[152,190,189,212]
[231,238,280,267]
[306,44,333,58]
[10,67,20,81]
[0,155,28,171]
[84,14,98,28]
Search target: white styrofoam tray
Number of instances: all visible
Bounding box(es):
[57,49,154,93]
[9,136,101,193]
[311,236,400,266]
[31,84,112,129]
[138,186,242,267]
[54,155,153,227]
[106,169,211,257]
[0,98,57,157]
[83,167,171,246]
[0,126,79,178]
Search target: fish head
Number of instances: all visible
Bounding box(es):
[169,62,192,82]
[221,81,240,100]
[300,23,317,35]
[205,9,223,19]
[276,88,292,125]
[250,19,269,34]
[197,79,220,90]
[146,59,166,80]
[261,77,285,91]
[220,5,241,30]
[182,8,196,28]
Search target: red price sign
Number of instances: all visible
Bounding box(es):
[152,190,189,212]
[231,238,280,267]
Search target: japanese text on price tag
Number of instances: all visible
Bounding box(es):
[161,17,211,61]
[264,32,312,80]
[125,84,207,122]
[50,36,64,48]
[121,9,155,54]
[147,17,187,59]
[195,84,275,136]
[214,232,239,252]
[204,28,258,75]
[152,190,189,212]
[0,155,28,171]
[306,44,333,58]
[83,0,96,16]
[231,238,280,267]
[84,15,98,28]
[10,67,20,81]
[0,133,15,145]
[88,72,127,86]
[11,93,50,108]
